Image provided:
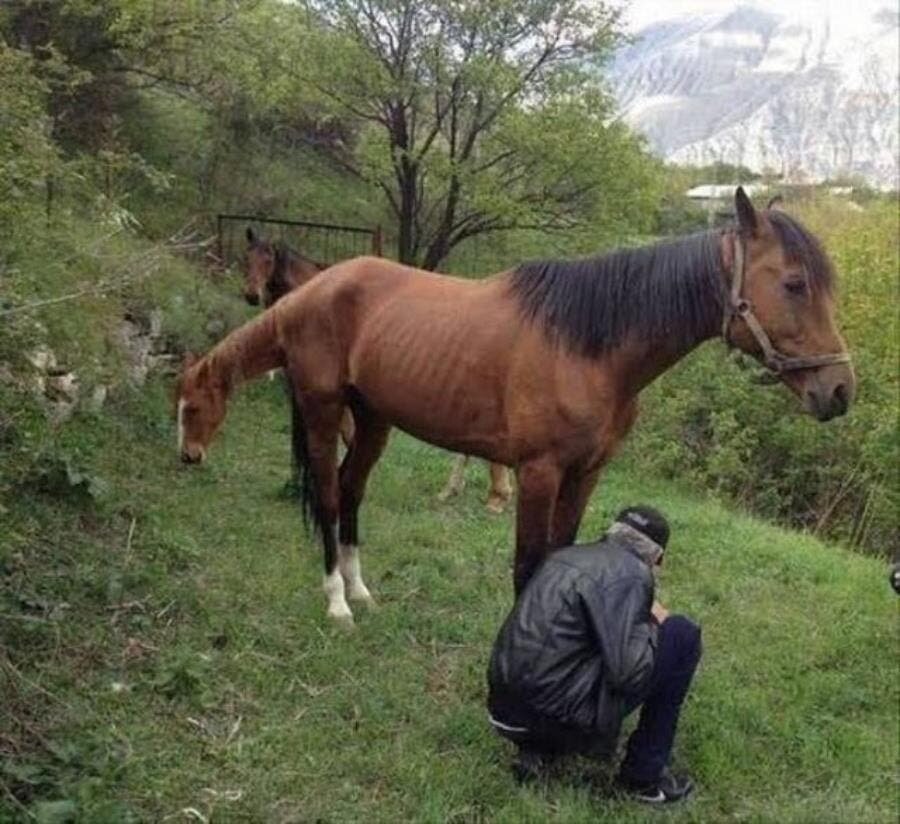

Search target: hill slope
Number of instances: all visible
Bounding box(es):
[1,373,896,822]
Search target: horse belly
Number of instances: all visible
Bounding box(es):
[349,308,511,457]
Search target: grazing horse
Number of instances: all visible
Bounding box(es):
[242,227,355,448]
[245,225,513,512]
[176,189,854,625]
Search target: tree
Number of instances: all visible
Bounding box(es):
[295,0,656,268]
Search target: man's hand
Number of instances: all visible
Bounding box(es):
[651,600,670,624]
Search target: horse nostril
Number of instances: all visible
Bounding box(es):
[832,383,849,416]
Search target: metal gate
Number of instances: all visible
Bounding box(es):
[216,214,383,270]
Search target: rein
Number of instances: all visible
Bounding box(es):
[722,233,851,374]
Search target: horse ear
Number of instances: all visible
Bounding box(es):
[766,194,784,210]
[735,186,758,235]
[246,226,257,244]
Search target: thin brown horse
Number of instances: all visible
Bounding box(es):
[243,227,355,448]
[176,189,854,625]
[245,225,513,512]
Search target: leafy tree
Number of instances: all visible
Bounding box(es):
[293,0,657,267]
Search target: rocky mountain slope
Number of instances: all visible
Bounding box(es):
[611,3,899,188]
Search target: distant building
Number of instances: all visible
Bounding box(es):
[685,183,767,226]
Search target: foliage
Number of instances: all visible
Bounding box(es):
[0,42,62,229]
[628,197,899,554]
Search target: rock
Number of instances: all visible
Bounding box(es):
[27,345,57,372]
[88,384,108,413]
[612,3,900,188]
[43,371,79,424]
[116,317,153,385]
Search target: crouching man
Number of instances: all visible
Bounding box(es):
[487,506,701,804]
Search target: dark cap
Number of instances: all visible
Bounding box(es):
[615,505,670,549]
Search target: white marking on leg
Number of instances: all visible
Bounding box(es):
[438,454,468,501]
[177,398,186,453]
[323,567,353,624]
[339,544,374,604]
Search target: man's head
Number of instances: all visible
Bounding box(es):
[608,505,670,567]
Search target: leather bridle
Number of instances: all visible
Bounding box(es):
[722,232,852,374]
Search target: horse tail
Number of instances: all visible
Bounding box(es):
[283,373,326,538]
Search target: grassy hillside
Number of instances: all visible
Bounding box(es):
[2,375,895,823]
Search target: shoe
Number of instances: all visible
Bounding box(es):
[617,766,694,804]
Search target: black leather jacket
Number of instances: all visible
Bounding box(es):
[488,536,658,744]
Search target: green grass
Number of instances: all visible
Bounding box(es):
[1,379,896,823]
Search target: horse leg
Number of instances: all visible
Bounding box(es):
[438,454,469,502]
[513,458,563,595]
[294,393,351,626]
[337,405,390,607]
[550,466,603,549]
[485,462,514,514]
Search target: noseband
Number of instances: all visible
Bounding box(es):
[722,233,851,374]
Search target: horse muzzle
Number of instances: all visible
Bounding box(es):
[180,447,205,465]
[801,364,855,422]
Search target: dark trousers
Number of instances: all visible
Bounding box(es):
[490,615,702,781]
[620,614,702,782]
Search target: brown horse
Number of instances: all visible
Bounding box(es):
[176,189,854,625]
[242,227,324,307]
[243,227,355,449]
[245,225,513,511]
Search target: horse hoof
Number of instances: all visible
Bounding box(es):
[330,612,355,630]
[359,595,379,611]
[485,498,506,515]
[348,589,378,610]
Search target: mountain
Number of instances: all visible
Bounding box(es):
[610,3,899,189]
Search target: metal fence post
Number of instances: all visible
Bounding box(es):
[216,214,224,269]
[372,224,384,257]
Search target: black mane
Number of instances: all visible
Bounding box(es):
[267,242,323,304]
[767,210,835,294]
[509,231,726,357]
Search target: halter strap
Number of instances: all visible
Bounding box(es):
[723,233,851,374]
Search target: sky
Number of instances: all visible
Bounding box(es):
[619,0,894,33]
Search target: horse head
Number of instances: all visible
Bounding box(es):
[174,352,231,464]
[724,187,855,422]
[243,226,276,306]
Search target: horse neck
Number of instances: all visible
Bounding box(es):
[207,310,283,388]
[611,325,720,397]
[608,235,728,395]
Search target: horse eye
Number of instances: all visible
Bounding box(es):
[784,278,806,296]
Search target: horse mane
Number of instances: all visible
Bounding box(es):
[508,231,727,357]
[268,242,324,302]
[766,210,834,294]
